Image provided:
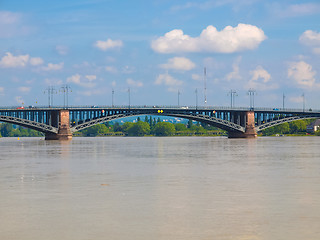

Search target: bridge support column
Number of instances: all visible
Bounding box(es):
[228,111,257,138]
[45,110,72,140]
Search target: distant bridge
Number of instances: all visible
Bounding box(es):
[0,106,319,140]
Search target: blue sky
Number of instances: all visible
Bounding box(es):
[1,0,320,109]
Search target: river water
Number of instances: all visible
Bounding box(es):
[1,136,320,240]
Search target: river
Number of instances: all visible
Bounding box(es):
[1,136,320,240]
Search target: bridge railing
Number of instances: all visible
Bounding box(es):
[0,105,319,113]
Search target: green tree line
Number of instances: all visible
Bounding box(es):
[76,116,224,137]
[0,123,44,137]
[1,117,319,138]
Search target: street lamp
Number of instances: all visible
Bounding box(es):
[60,84,71,108]
[44,86,57,107]
[195,88,198,110]
[247,88,256,110]
[228,90,237,108]
[178,90,181,107]
[112,89,114,107]
[128,88,131,109]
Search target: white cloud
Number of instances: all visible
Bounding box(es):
[0,52,45,68]
[85,75,97,81]
[30,57,44,66]
[55,45,69,55]
[246,66,277,90]
[67,74,96,88]
[127,78,143,87]
[18,86,31,93]
[160,57,195,71]
[225,56,242,81]
[300,30,320,55]
[0,52,29,68]
[155,73,183,92]
[288,61,317,88]
[151,24,266,54]
[0,87,4,94]
[94,38,123,51]
[42,62,64,71]
[105,66,118,73]
[192,74,202,81]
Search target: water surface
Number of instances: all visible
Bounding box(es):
[1,137,320,240]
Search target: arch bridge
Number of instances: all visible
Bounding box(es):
[0,106,319,140]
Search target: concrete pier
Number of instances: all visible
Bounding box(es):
[45,110,72,140]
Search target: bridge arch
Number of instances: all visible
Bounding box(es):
[70,112,245,134]
[0,115,58,134]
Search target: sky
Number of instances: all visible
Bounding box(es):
[1,0,320,109]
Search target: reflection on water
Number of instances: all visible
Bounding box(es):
[1,136,320,240]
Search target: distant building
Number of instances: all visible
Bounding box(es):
[306,119,320,133]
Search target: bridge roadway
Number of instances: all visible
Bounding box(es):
[0,105,320,140]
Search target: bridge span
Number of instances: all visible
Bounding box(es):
[1,106,320,140]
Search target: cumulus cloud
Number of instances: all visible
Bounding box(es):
[155,73,183,92]
[288,61,317,88]
[85,75,96,81]
[151,24,266,54]
[300,30,320,54]
[0,52,44,68]
[0,52,29,68]
[67,74,96,88]
[94,38,123,51]
[225,56,242,81]
[0,87,4,94]
[30,57,44,66]
[42,62,64,71]
[246,65,277,90]
[127,78,143,87]
[160,57,195,71]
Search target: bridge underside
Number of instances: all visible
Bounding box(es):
[1,107,320,140]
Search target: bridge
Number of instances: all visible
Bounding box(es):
[0,106,320,140]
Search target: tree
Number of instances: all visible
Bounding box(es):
[289,120,307,133]
[137,117,141,122]
[187,119,193,128]
[144,116,149,122]
[82,124,109,136]
[175,123,187,131]
[153,122,176,136]
[127,121,150,136]
[113,122,122,132]
[121,122,134,134]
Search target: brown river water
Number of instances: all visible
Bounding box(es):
[1,136,320,240]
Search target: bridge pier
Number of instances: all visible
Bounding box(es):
[45,110,72,140]
[228,111,257,138]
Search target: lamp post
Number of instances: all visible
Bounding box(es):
[128,88,131,109]
[247,88,256,110]
[228,90,237,108]
[282,93,285,110]
[44,86,57,107]
[195,88,198,110]
[112,89,114,107]
[60,84,71,108]
[302,93,305,112]
[178,90,181,107]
